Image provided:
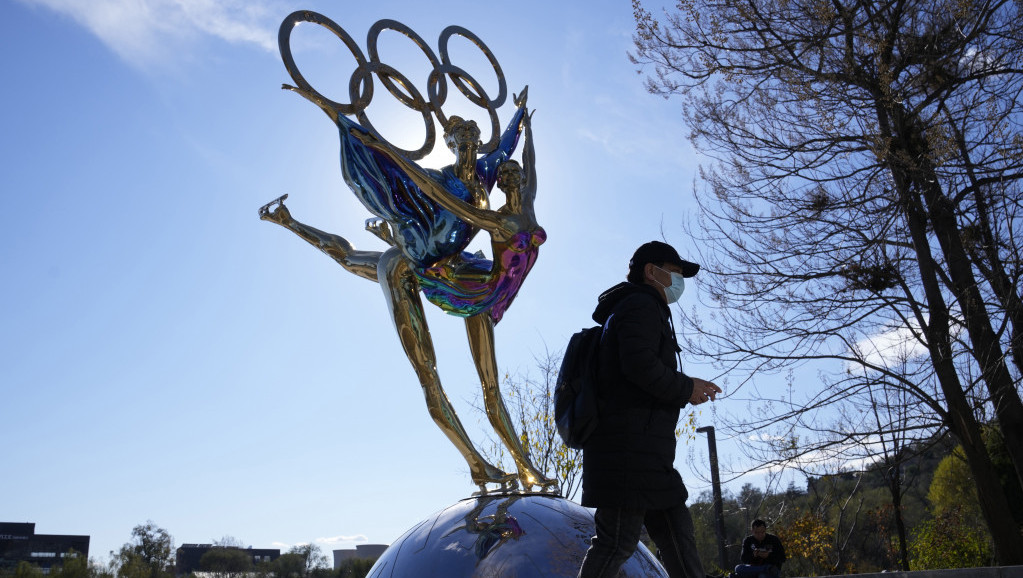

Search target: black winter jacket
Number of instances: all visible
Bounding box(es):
[740,533,786,568]
[580,282,695,509]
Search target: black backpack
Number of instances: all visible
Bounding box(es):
[554,324,605,450]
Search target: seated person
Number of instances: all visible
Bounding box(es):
[734,519,785,578]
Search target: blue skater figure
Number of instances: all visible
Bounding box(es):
[282,82,526,269]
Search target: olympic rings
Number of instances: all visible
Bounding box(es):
[278,11,510,160]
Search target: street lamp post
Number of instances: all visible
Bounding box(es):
[697,425,728,571]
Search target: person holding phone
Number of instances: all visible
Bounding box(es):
[735,519,786,578]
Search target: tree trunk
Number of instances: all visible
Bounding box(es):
[944,110,1023,384]
[922,179,1023,496]
[889,149,1023,562]
[897,110,1023,500]
[888,468,910,570]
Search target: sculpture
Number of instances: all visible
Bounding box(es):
[261,11,555,493]
[365,495,670,576]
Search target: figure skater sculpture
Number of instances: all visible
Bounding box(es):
[262,12,555,493]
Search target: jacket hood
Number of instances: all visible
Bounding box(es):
[592,282,667,324]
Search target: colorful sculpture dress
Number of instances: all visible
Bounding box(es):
[415,226,546,323]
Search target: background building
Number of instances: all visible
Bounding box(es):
[332,545,387,568]
[0,522,90,574]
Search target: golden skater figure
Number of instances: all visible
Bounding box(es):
[260,110,555,493]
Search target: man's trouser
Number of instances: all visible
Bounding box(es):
[578,502,705,578]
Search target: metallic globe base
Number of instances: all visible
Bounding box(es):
[367,493,669,577]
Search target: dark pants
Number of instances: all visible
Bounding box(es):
[734,565,779,578]
[578,503,705,578]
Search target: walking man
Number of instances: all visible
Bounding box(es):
[578,241,722,578]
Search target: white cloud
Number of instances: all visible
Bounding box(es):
[316,535,369,545]
[746,433,886,476]
[17,0,278,67]
[852,323,928,368]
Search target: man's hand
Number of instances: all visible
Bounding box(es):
[689,377,722,405]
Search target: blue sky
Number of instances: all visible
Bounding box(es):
[1,0,755,563]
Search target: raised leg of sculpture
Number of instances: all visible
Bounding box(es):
[464,314,558,492]
[378,248,516,491]
[259,201,380,281]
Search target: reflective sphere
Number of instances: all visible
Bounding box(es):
[367,493,669,577]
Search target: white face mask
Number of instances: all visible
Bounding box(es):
[656,267,686,303]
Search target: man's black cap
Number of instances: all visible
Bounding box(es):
[629,241,700,278]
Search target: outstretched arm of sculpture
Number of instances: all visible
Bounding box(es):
[475,87,528,189]
[282,84,341,124]
[258,195,380,282]
[518,110,537,207]
[351,129,504,232]
[283,83,425,215]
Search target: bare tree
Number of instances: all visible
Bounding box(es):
[474,351,583,499]
[632,0,1023,562]
[795,360,938,570]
